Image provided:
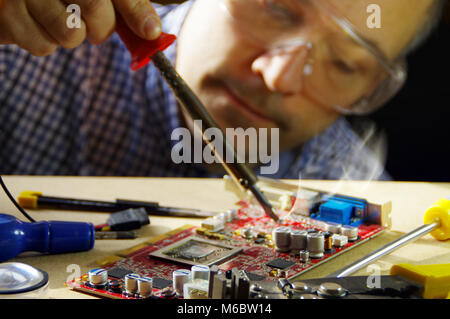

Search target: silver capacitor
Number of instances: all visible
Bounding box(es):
[173,269,191,296]
[88,268,108,286]
[124,273,140,295]
[341,225,359,241]
[290,229,307,251]
[307,233,324,258]
[137,277,153,298]
[325,222,342,234]
[299,250,310,263]
[191,265,210,281]
[272,227,291,252]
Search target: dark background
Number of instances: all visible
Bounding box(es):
[366,7,450,182]
[158,0,450,182]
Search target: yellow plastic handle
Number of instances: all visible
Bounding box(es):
[423,198,450,241]
[17,191,42,209]
[391,263,450,299]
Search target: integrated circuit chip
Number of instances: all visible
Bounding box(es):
[152,277,173,290]
[108,267,134,279]
[245,272,266,281]
[266,258,295,270]
[150,236,243,266]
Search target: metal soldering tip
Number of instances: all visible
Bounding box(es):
[248,184,279,222]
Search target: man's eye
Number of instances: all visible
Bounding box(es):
[263,0,301,26]
[333,59,357,74]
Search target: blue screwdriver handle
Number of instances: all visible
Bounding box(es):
[0,214,95,262]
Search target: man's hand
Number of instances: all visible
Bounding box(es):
[0,0,161,56]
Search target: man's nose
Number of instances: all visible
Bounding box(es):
[251,43,312,95]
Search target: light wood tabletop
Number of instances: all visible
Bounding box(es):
[1,176,449,299]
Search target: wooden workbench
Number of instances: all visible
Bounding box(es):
[1,176,449,299]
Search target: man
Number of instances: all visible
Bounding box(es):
[0,0,444,180]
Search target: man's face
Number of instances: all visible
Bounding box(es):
[175,0,433,152]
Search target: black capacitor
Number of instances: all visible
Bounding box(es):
[108,279,122,293]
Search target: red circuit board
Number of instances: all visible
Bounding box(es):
[67,201,385,299]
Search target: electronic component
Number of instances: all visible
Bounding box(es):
[191,265,210,281]
[316,200,354,225]
[341,225,359,241]
[150,236,242,266]
[173,269,191,296]
[272,227,291,252]
[245,272,266,281]
[152,277,173,290]
[332,234,348,247]
[323,232,333,251]
[290,229,307,251]
[253,237,266,244]
[241,227,254,239]
[207,266,220,298]
[159,287,176,299]
[307,233,324,259]
[183,280,209,299]
[211,272,228,299]
[289,189,320,216]
[325,222,342,234]
[124,274,140,295]
[231,269,251,299]
[68,196,389,299]
[299,250,310,263]
[277,278,292,292]
[88,268,107,287]
[137,277,153,298]
[107,267,134,279]
[266,258,295,270]
[201,217,224,232]
[107,279,122,293]
[313,195,367,226]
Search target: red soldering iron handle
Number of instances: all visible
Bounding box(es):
[115,13,176,71]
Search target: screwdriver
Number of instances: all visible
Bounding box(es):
[115,14,279,222]
[328,197,450,278]
[0,213,95,262]
[18,191,217,218]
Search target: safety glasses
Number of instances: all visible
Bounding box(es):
[219,0,407,115]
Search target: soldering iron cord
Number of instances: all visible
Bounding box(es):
[0,176,36,223]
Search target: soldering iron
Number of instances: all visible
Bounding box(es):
[0,12,279,263]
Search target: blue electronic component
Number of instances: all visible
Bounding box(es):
[311,195,368,226]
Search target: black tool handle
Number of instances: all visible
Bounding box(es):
[151,51,258,190]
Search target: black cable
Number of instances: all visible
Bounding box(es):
[0,175,36,223]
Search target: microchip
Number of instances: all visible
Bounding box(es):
[152,277,172,290]
[266,258,295,270]
[178,243,217,260]
[150,236,243,266]
[245,272,266,281]
[107,267,134,279]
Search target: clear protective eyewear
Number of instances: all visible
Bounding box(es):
[219,0,407,115]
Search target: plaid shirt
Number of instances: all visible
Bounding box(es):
[0,1,389,181]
